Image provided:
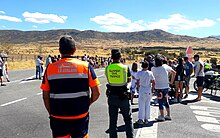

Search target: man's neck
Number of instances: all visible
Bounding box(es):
[112,60,120,63]
[61,54,74,58]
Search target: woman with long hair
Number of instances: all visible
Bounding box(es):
[173,58,185,103]
[130,62,138,105]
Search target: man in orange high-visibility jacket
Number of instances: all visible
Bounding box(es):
[41,35,100,138]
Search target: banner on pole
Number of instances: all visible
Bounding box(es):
[186,46,193,62]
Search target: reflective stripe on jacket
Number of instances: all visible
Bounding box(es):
[41,58,100,119]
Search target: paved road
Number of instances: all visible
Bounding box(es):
[0,68,220,138]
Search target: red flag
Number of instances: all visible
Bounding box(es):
[186,46,193,62]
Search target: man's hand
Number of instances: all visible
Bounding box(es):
[43,91,50,114]
[90,85,100,105]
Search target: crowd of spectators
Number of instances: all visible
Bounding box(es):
[132,53,219,123]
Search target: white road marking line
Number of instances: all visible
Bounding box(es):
[1,97,27,107]
[200,100,220,104]
[94,68,104,71]
[6,75,38,84]
[19,75,40,84]
[190,105,220,111]
[201,124,220,133]
[135,105,158,138]
[20,80,38,84]
[98,70,105,72]
[193,110,220,118]
[195,115,219,124]
[97,74,105,78]
[6,79,22,84]
[190,105,220,132]
[36,92,42,95]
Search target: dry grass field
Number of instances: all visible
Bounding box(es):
[1,40,220,70]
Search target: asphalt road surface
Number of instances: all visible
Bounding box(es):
[0,68,220,138]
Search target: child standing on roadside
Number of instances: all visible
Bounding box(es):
[135,61,155,125]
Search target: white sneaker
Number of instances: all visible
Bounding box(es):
[135,119,144,125]
[155,115,165,121]
[164,115,172,120]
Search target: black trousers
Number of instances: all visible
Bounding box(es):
[108,95,134,138]
[50,115,89,138]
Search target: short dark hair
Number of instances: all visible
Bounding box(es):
[178,58,183,65]
[155,57,163,67]
[59,35,76,55]
[184,56,188,61]
[131,62,138,72]
[162,59,168,64]
[194,54,199,58]
[141,61,149,68]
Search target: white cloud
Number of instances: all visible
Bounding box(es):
[0,11,5,14]
[22,11,68,24]
[32,25,38,28]
[91,13,216,32]
[91,13,147,32]
[1,25,6,28]
[217,18,220,22]
[90,12,131,25]
[147,14,216,32]
[0,15,22,22]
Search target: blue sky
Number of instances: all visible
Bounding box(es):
[0,0,220,38]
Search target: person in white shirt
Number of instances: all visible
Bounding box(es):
[35,55,43,79]
[135,61,155,125]
[162,59,176,80]
[45,55,52,67]
[2,57,10,82]
[0,57,6,86]
[130,62,138,105]
[162,59,176,100]
[193,54,205,101]
[152,57,174,121]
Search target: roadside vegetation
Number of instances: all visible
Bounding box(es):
[0,42,219,70]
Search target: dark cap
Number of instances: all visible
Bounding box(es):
[111,48,121,60]
[111,48,121,56]
[59,35,76,54]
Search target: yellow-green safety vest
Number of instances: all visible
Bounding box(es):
[204,63,211,69]
[105,63,129,86]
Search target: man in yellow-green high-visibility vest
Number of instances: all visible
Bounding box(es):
[105,48,134,138]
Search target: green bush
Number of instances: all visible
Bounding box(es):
[210,58,217,65]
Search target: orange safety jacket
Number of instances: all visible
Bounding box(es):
[41,56,100,119]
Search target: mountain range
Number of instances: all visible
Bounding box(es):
[0,29,218,44]
[208,35,220,40]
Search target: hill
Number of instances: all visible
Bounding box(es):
[208,35,220,40]
[0,29,214,44]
